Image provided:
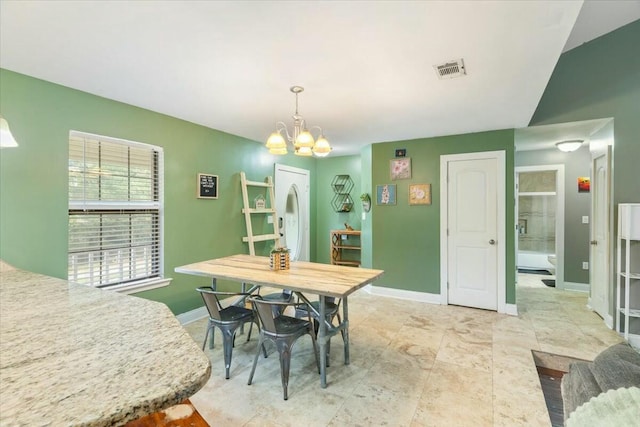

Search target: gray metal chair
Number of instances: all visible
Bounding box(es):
[295,297,343,366]
[196,286,259,379]
[248,296,320,400]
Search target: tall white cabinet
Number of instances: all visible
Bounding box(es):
[616,203,640,342]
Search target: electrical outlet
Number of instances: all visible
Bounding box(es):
[582,216,589,224]
[267,216,273,224]
[582,262,589,270]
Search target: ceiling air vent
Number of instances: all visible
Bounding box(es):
[434,59,466,79]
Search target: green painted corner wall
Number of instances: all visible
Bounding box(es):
[370,130,516,304]
[360,145,373,268]
[530,20,640,207]
[0,69,316,314]
[529,19,640,327]
[315,155,362,265]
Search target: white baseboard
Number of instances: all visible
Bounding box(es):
[364,284,518,316]
[625,334,640,349]
[562,281,589,292]
[604,314,614,329]
[504,303,518,316]
[176,306,208,325]
[364,284,441,304]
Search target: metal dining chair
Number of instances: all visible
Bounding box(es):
[294,297,343,367]
[196,286,259,379]
[247,296,320,400]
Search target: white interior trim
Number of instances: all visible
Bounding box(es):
[505,303,518,316]
[176,306,208,325]
[564,281,590,292]
[364,284,441,304]
[440,150,507,313]
[114,277,172,295]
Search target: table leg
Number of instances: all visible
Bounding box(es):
[343,296,350,365]
[318,295,327,388]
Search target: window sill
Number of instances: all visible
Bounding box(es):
[109,277,173,295]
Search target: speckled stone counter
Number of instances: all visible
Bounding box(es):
[0,264,211,426]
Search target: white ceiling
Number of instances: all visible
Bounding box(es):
[1,1,639,156]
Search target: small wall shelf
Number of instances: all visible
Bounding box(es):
[331,175,354,212]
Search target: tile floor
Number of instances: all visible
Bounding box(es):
[182,274,623,426]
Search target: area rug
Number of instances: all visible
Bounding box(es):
[542,279,556,288]
[518,268,552,275]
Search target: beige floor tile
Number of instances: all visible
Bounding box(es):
[183,273,620,426]
[412,361,493,426]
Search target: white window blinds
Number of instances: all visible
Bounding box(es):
[68,131,163,288]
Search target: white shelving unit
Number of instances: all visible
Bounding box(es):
[616,203,640,343]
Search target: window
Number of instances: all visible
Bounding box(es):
[68,131,165,291]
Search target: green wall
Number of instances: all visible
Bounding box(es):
[530,20,640,206]
[530,19,640,326]
[369,130,516,304]
[360,145,373,268]
[0,69,316,314]
[315,155,362,265]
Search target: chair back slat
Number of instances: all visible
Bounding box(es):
[251,298,277,333]
[197,287,222,320]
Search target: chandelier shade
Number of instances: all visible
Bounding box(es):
[265,86,332,157]
[0,115,19,148]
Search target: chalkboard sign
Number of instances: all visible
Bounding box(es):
[197,173,218,199]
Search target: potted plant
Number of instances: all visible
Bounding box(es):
[360,193,371,212]
[269,247,290,271]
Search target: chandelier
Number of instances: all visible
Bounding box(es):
[265,86,332,157]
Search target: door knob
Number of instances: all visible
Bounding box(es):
[489,239,496,245]
[590,240,598,245]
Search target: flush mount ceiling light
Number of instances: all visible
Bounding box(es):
[266,86,332,157]
[0,115,19,148]
[555,139,583,152]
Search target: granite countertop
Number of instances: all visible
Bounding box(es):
[0,263,211,426]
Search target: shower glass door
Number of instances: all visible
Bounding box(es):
[517,170,557,272]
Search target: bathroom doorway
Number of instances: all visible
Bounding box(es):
[516,165,565,289]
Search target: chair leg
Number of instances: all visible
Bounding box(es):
[221,328,236,379]
[276,340,294,400]
[247,336,264,386]
[246,319,255,342]
[209,320,216,350]
[202,322,214,351]
[309,325,320,374]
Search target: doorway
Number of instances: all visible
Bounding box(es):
[440,151,506,312]
[274,164,310,261]
[515,165,565,289]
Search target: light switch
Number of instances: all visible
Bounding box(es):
[582,216,589,224]
[362,212,366,221]
[267,215,273,224]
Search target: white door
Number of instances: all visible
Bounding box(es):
[590,148,611,320]
[441,151,505,312]
[274,164,310,261]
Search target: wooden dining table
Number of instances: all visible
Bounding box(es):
[175,254,384,388]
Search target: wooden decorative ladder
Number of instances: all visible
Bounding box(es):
[240,172,280,255]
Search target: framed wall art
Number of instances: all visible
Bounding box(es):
[390,157,411,180]
[409,183,431,205]
[376,184,396,205]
